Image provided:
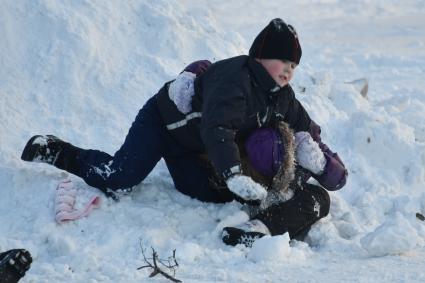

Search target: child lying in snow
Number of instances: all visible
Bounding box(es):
[223,124,347,246]
[20,18,347,247]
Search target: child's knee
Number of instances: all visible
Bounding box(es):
[305,184,330,218]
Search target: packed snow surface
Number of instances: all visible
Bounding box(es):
[1,1,425,282]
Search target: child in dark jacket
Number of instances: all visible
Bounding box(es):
[21,18,347,247]
[169,59,347,246]
[222,123,346,246]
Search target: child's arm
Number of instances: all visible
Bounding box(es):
[308,120,348,190]
[182,60,211,75]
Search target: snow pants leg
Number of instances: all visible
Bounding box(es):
[254,184,330,239]
[59,96,232,203]
[164,155,234,203]
[62,97,165,192]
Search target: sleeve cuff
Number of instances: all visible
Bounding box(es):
[222,164,243,180]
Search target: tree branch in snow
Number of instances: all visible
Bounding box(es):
[137,242,182,283]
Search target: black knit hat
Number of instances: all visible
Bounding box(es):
[249,18,302,64]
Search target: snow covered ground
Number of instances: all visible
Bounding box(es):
[1,1,425,282]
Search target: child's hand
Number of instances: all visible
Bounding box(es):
[295,132,326,175]
[226,175,268,201]
[168,71,196,114]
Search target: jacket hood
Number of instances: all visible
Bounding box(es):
[241,121,296,206]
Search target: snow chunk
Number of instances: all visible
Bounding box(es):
[33,136,48,146]
[248,233,291,262]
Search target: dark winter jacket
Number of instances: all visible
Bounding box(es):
[156,55,311,179]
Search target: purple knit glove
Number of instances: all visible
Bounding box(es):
[183,60,212,76]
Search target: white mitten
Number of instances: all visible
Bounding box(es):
[168,71,196,114]
[295,131,326,174]
[226,175,267,201]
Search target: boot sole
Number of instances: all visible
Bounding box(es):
[0,249,32,281]
[222,227,265,247]
[21,135,43,161]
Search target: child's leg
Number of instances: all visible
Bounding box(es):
[254,184,330,239]
[21,97,166,194]
[221,184,330,247]
[164,154,235,203]
[66,97,167,192]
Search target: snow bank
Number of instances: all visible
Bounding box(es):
[1,0,425,282]
[361,212,421,257]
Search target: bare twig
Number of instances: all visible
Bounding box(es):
[137,242,182,283]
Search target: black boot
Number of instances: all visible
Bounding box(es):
[21,135,82,174]
[21,135,68,165]
[222,219,270,248]
[222,227,266,248]
[0,249,32,283]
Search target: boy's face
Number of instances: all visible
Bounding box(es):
[257,59,297,87]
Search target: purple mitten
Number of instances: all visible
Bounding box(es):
[183,60,212,76]
[313,150,347,191]
[308,120,348,190]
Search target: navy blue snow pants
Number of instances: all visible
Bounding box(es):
[65,96,233,203]
[55,95,331,239]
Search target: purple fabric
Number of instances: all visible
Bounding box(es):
[183,60,212,77]
[308,120,322,143]
[314,152,347,190]
[308,120,348,190]
[245,120,348,189]
[245,121,348,191]
[245,128,284,177]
